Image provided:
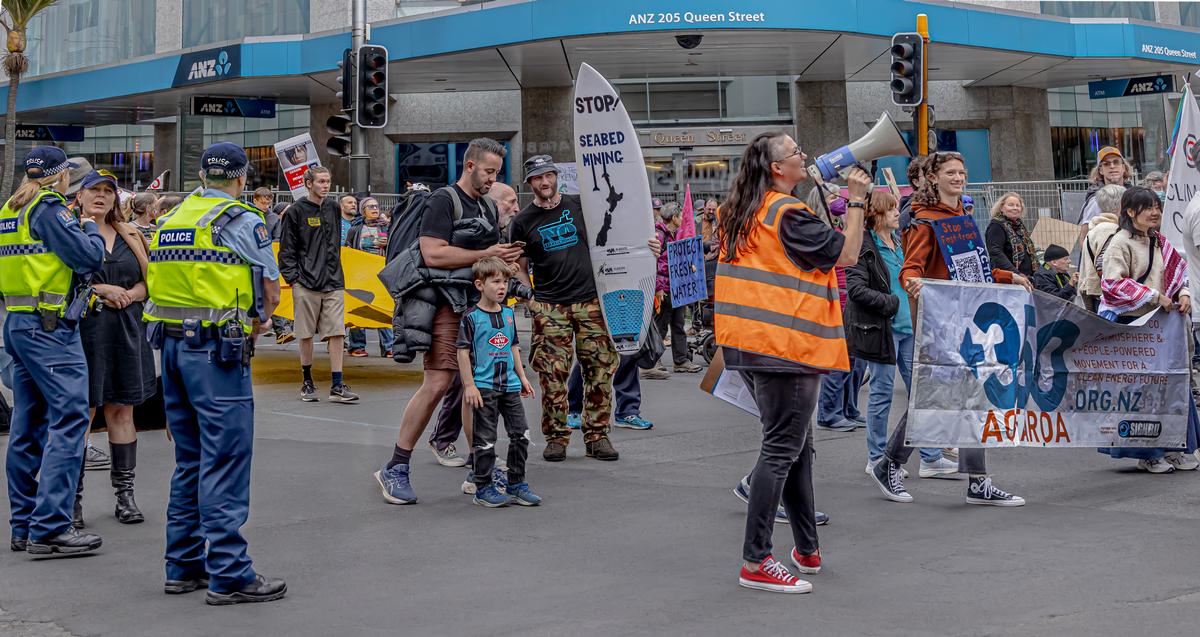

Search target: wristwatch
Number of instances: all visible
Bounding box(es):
[846,201,866,209]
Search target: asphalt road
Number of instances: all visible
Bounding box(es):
[2,339,1199,636]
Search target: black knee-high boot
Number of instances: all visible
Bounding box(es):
[73,462,85,529]
[110,441,144,524]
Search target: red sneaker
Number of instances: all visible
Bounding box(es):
[349,349,368,358]
[790,547,821,574]
[738,556,812,594]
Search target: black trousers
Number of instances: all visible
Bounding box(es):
[654,296,689,366]
[884,411,986,474]
[472,389,530,488]
[741,371,819,563]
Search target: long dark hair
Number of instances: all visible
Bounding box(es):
[914,151,965,206]
[1117,186,1161,237]
[719,132,786,261]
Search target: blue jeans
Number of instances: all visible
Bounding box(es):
[347,327,394,353]
[818,357,865,425]
[865,332,940,463]
[568,354,641,419]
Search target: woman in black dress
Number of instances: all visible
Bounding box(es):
[75,170,156,525]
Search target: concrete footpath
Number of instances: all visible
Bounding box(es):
[2,345,1199,636]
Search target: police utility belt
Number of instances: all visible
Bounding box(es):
[154,319,254,366]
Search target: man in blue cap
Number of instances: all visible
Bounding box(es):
[144,141,286,605]
[1,146,105,556]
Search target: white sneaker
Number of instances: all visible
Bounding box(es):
[1136,457,1176,474]
[919,457,959,479]
[1164,452,1200,471]
[866,458,908,478]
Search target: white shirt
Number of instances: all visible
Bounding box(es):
[1181,192,1200,323]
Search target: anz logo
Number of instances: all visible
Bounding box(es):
[536,210,579,252]
[187,50,233,81]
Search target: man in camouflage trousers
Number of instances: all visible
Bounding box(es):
[509,156,660,462]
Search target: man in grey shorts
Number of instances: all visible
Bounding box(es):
[277,166,360,403]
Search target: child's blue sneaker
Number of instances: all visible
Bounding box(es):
[493,467,508,494]
[566,413,582,430]
[473,484,509,508]
[507,482,541,506]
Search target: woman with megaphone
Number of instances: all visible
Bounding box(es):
[715,131,871,594]
[869,151,1032,508]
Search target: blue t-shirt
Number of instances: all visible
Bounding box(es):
[456,305,522,392]
[873,230,912,335]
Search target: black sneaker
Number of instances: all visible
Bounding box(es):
[869,459,914,503]
[205,574,287,606]
[164,576,210,595]
[300,380,318,402]
[543,441,567,462]
[965,475,1025,507]
[329,383,360,403]
[26,528,102,557]
[10,536,27,552]
[585,437,619,461]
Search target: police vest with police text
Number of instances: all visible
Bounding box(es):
[714,191,849,372]
[144,194,261,334]
[0,189,74,314]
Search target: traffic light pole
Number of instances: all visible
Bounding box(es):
[916,13,930,155]
[349,0,370,193]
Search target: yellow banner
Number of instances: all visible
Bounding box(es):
[273,246,395,329]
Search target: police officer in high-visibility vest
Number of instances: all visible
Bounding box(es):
[715,132,871,594]
[144,141,285,605]
[2,147,105,557]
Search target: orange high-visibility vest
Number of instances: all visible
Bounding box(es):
[714,191,849,372]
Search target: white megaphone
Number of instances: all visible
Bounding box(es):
[813,112,913,181]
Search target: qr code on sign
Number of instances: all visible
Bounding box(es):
[950,251,986,282]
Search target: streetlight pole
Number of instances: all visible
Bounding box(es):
[349,0,369,192]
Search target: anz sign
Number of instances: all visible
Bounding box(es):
[173,47,240,87]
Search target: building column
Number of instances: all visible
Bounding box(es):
[972,86,1053,182]
[519,87,575,175]
[152,121,179,191]
[155,0,182,53]
[793,81,850,164]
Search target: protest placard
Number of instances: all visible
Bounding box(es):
[667,236,706,306]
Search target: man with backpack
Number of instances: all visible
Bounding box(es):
[373,138,523,505]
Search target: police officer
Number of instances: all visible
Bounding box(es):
[144,141,285,605]
[2,147,105,556]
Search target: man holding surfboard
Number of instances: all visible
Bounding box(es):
[510,155,660,462]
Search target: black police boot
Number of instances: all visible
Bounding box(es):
[205,574,288,606]
[164,575,210,595]
[26,527,102,557]
[72,463,86,530]
[110,441,144,524]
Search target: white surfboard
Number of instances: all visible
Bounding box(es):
[573,63,657,355]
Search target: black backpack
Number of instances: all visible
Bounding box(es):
[383,187,497,263]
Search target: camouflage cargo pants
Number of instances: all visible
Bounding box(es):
[529,298,618,445]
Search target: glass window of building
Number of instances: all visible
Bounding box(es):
[1047,85,1167,179]
[24,0,156,77]
[1040,1,1155,20]
[183,0,310,48]
[614,77,791,124]
[1182,2,1200,27]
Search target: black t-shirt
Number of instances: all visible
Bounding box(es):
[508,194,597,305]
[419,184,499,248]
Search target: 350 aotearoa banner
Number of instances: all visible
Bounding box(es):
[907,280,1191,449]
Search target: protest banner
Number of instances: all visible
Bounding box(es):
[677,183,696,239]
[1163,82,1200,254]
[930,215,993,283]
[555,162,579,194]
[667,236,706,306]
[907,280,1191,449]
[274,133,321,198]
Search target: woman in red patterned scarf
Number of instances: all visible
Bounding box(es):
[1096,186,1199,473]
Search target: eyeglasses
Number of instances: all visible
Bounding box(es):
[774,147,802,163]
[363,204,379,210]
[1100,159,1124,168]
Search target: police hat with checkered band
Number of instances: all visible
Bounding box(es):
[24,146,77,179]
[200,141,250,179]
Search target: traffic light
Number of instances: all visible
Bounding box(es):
[336,48,353,112]
[356,44,388,128]
[889,32,923,107]
[326,113,353,157]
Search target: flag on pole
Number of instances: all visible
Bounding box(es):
[677,183,696,239]
[147,170,170,191]
[1161,81,1200,253]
